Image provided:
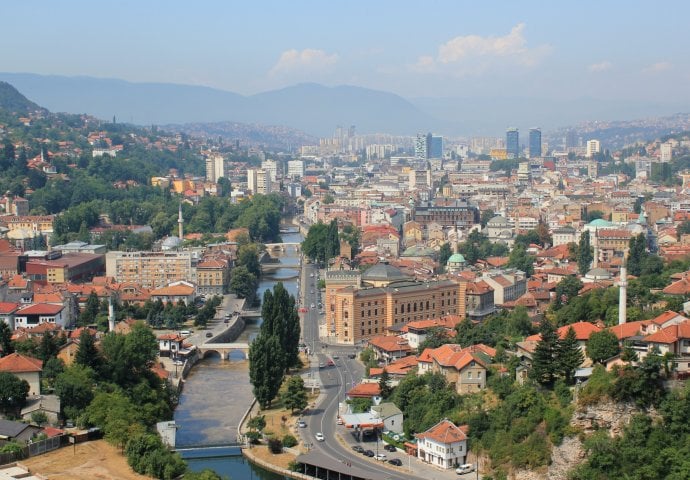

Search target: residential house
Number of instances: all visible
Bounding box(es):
[149,280,196,305]
[482,269,527,306]
[21,394,60,426]
[418,344,490,394]
[465,280,495,320]
[0,419,42,443]
[13,303,65,330]
[368,336,412,364]
[0,353,42,396]
[416,419,468,469]
[158,333,186,358]
[642,320,690,372]
[371,402,404,434]
[0,302,20,330]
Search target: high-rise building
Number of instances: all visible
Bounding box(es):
[586,140,601,158]
[205,154,225,183]
[506,128,520,158]
[287,160,305,179]
[105,251,194,288]
[429,135,443,158]
[261,159,278,182]
[528,128,542,158]
[247,168,272,195]
[415,133,427,159]
[660,142,673,162]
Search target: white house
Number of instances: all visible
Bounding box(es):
[371,402,403,434]
[416,419,468,469]
[13,303,65,330]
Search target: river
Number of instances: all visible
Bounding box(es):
[175,226,303,479]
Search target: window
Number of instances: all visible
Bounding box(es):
[468,372,472,379]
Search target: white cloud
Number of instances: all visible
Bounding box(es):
[643,61,672,74]
[411,23,552,77]
[270,48,339,76]
[588,61,612,72]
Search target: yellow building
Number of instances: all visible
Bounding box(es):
[327,264,466,345]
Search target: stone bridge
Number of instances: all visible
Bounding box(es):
[198,342,250,361]
[263,242,301,252]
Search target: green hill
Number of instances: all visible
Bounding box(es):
[0,81,41,114]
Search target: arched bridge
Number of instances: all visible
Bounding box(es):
[198,342,250,361]
[264,242,301,252]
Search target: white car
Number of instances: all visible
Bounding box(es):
[374,453,386,461]
[315,432,324,441]
[456,464,475,474]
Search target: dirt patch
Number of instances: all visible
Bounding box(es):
[21,440,149,480]
[247,444,297,469]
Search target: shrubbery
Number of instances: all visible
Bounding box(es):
[282,434,298,448]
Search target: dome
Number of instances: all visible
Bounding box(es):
[362,263,411,283]
[585,267,612,280]
[488,215,509,225]
[161,235,182,250]
[447,253,466,264]
[588,218,613,227]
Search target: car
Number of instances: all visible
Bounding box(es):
[374,453,386,461]
[310,303,315,308]
[363,450,375,457]
[351,445,364,453]
[173,360,184,366]
[336,417,343,425]
[297,421,306,428]
[310,290,314,294]
[224,319,229,324]
[318,362,325,368]
[315,432,324,442]
[384,444,397,452]
[388,459,403,466]
[309,273,314,277]
[205,332,213,338]
[180,330,191,336]
[456,464,475,474]
[348,353,356,359]
[332,355,339,359]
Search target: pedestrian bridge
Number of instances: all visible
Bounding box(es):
[198,342,250,361]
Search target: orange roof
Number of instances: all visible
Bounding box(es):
[607,320,652,340]
[416,419,467,445]
[0,353,42,373]
[644,320,690,344]
[485,256,509,267]
[422,343,489,371]
[157,333,185,342]
[526,321,602,342]
[347,382,381,398]
[16,303,64,316]
[368,336,412,354]
[0,302,20,314]
[150,284,195,296]
[650,310,688,326]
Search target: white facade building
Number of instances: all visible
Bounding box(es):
[287,160,305,179]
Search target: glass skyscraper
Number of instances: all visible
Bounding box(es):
[506,128,519,158]
[529,128,542,158]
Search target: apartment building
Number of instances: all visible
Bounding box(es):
[105,251,194,288]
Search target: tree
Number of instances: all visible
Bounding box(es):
[554,275,583,310]
[439,242,453,269]
[507,243,535,276]
[677,220,690,239]
[75,329,101,370]
[530,319,559,386]
[183,470,226,480]
[30,411,48,426]
[586,329,620,364]
[229,265,258,302]
[237,243,261,278]
[246,414,266,432]
[79,291,101,326]
[417,326,450,352]
[0,372,29,415]
[283,375,308,413]
[38,332,60,362]
[54,364,95,420]
[248,333,284,408]
[627,233,648,277]
[557,327,584,384]
[0,321,14,356]
[480,208,495,228]
[577,231,593,275]
[378,369,392,399]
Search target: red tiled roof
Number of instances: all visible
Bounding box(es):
[368,336,412,354]
[347,382,381,398]
[650,310,688,326]
[0,302,20,314]
[0,353,42,373]
[526,321,602,342]
[16,303,63,316]
[416,419,467,445]
[608,320,652,340]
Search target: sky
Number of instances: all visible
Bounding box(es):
[3,0,690,103]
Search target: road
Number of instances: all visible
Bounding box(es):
[298,261,425,480]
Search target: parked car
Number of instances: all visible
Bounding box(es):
[205,332,213,338]
[336,417,344,425]
[388,459,403,466]
[352,445,364,453]
[374,453,386,461]
[384,444,397,452]
[348,353,356,359]
[315,432,324,442]
[363,450,375,457]
[298,421,306,428]
[456,464,475,474]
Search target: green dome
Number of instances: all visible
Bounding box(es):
[447,253,466,264]
[588,218,613,227]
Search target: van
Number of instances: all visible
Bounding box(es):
[456,464,475,474]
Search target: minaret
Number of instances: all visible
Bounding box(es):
[178,202,184,239]
[592,229,599,269]
[618,255,628,326]
[108,297,116,332]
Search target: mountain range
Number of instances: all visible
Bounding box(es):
[0,72,688,138]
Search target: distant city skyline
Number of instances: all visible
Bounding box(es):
[2,0,689,106]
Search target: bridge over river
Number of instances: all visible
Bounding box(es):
[198,342,250,360]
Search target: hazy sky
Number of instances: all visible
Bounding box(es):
[4,1,689,102]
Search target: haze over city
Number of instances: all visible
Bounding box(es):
[2,0,690,135]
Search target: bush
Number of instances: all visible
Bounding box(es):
[282,434,298,448]
[578,365,614,406]
[245,431,261,444]
[267,438,283,454]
